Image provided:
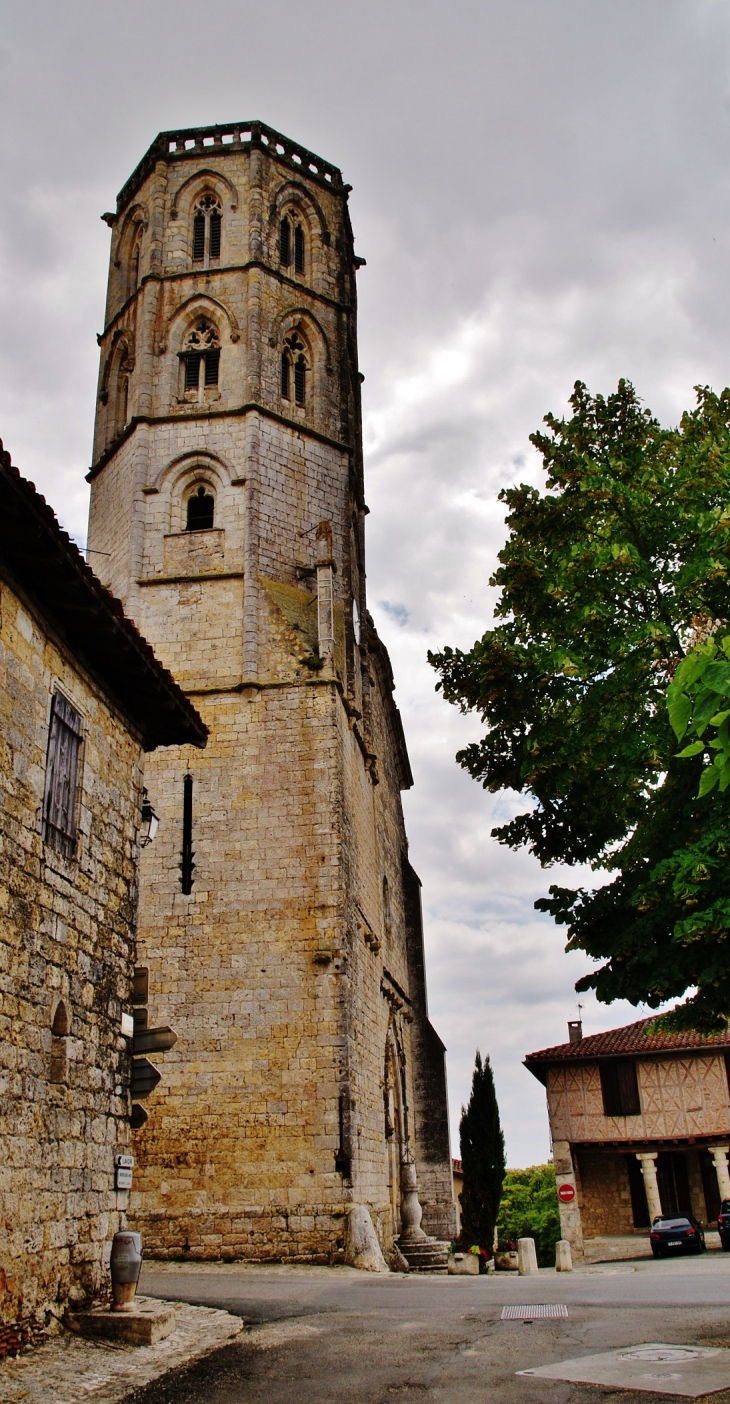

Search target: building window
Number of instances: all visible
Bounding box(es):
[281,332,307,407]
[192,194,222,266]
[180,320,220,397]
[43,693,83,859]
[599,1059,641,1117]
[279,214,305,274]
[50,1001,69,1084]
[181,773,195,894]
[382,876,392,937]
[186,484,215,531]
[130,228,142,295]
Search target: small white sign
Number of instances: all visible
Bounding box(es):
[115,1167,133,1190]
[115,1154,134,1168]
[121,1012,134,1037]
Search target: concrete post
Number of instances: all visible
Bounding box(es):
[517,1237,538,1275]
[555,1240,572,1272]
[710,1146,730,1203]
[636,1152,662,1222]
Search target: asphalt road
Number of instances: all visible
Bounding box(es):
[118,1253,730,1403]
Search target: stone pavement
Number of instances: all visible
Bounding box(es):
[0,1298,241,1404]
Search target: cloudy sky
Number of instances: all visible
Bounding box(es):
[2,0,730,1165]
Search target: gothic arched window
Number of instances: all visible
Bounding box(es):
[186,484,215,531]
[281,332,307,407]
[130,227,142,295]
[180,319,220,397]
[192,194,222,266]
[279,213,305,275]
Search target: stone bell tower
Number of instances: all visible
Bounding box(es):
[87,122,456,1262]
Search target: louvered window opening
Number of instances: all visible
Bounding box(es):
[209,211,221,259]
[599,1058,641,1117]
[192,198,222,263]
[192,213,205,261]
[183,349,220,389]
[294,355,306,406]
[294,223,305,274]
[43,694,82,859]
[280,217,291,267]
[281,351,290,399]
[187,485,215,531]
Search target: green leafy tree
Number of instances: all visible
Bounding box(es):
[459,1050,506,1253]
[496,1164,561,1267]
[429,381,730,1029]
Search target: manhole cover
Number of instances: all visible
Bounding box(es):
[501,1304,568,1320]
[621,1348,702,1364]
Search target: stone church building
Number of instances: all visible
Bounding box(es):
[86,122,456,1264]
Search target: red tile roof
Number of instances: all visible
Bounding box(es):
[525,1015,730,1068]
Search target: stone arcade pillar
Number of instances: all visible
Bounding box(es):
[552,1140,584,1261]
[710,1145,730,1203]
[636,1152,662,1222]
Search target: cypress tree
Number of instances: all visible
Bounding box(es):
[459,1050,506,1253]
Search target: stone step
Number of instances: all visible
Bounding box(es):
[398,1238,450,1273]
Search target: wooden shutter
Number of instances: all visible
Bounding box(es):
[43,694,82,858]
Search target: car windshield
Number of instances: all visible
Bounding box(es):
[722,1201,730,1213]
[654,1218,691,1229]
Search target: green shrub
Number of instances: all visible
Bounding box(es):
[496,1163,561,1267]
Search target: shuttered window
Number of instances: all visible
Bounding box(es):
[599,1059,641,1117]
[281,350,290,399]
[43,694,82,858]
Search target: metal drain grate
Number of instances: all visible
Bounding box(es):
[501,1304,568,1320]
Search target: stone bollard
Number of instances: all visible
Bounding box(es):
[555,1239,572,1272]
[517,1237,538,1275]
[109,1231,143,1312]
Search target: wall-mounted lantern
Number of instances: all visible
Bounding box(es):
[139,790,159,847]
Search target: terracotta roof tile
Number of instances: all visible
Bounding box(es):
[525,1015,730,1066]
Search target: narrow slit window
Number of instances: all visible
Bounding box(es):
[181,773,195,894]
[294,223,305,274]
[186,485,215,531]
[192,213,205,261]
[281,351,290,399]
[279,217,291,267]
[43,694,83,859]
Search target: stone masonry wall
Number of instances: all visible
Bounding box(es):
[88,128,455,1262]
[0,573,140,1350]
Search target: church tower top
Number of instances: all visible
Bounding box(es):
[113,121,347,218]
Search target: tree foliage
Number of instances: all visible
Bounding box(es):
[496,1164,561,1267]
[459,1050,505,1253]
[429,381,730,1029]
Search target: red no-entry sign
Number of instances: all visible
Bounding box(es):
[558,1183,576,1203]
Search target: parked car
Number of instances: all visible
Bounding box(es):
[717,1199,730,1250]
[649,1215,706,1258]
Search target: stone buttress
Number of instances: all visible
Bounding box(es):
[86,122,457,1261]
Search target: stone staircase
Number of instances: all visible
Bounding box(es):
[397,1237,450,1273]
